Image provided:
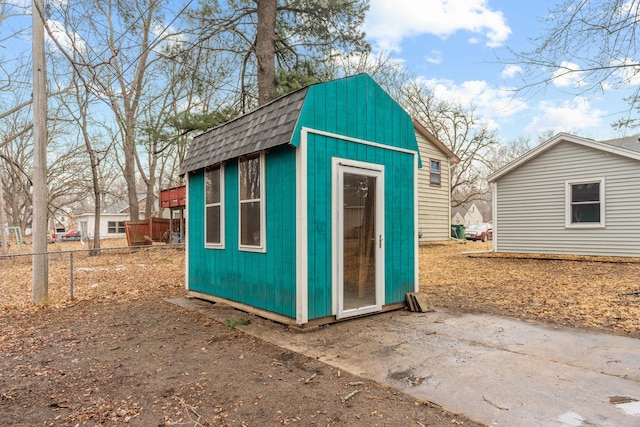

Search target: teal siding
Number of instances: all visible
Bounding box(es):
[295,74,418,320]
[291,74,419,161]
[187,145,297,317]
[305,134,416,319]
[186,74,418,323]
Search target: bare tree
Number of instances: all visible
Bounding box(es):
[45,0,193,220]
[323,50,410,101]
[401,80,500,207]
[512,0,640,127]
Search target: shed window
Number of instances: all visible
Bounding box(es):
[565,178,605,228]
[107,221,125,234]
[239,153,265,251]
[205,164,224,247]
[429,159,441,187]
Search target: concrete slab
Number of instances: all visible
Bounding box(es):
[168,298,640,427]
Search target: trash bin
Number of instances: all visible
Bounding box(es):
[451,224,465,239]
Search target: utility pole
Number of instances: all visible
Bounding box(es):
[32,0,48,303]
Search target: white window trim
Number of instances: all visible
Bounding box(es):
[565,177,605,229]
[332,157,386,319]
[429,158,442,187]
[238,152,266,253]
[107,221,125,234]
[205,163,225,249]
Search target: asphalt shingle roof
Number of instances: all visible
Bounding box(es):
[600,134,640,153]
[179,87,308,175]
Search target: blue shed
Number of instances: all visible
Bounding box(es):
[179,74,421,327]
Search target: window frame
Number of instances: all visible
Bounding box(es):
[429,159,442,188]
[238,152,266,252]
[565,178,605,229]
[204,163,225,248]
[107,221,125,234]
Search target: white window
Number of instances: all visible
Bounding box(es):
[239,153,265,251]
[107,221,125,234]
[205,164,224,247]
[565,178,605,228]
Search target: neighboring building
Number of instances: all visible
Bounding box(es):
[488,132,640,257]
[451,202,484,227]
[75,212,129,239]
[73,194,167,240]
[414,121,459,241]
[179,74,421,327]
[452,210,465,226]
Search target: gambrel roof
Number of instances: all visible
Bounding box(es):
[179,87,308,175]
[488,132,640,183]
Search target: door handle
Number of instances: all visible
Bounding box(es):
[379,234,383,249]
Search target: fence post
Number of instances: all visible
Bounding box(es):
[69,252,74,299]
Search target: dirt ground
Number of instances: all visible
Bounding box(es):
[2,238,640,425]
[0,240,481,426]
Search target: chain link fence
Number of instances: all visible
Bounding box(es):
[0,243,185,310]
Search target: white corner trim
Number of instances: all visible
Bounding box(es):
[296,129,309,325]
[185,178,190,290]
[414,153,419,292]
[491,182,497,252]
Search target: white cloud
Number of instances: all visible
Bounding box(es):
[501,64,522,79]
[425,50,442,65]
[365,0,511,52]
[151,23,186,52]
[611,57,640,86]
[552,61,586,88]
[615,1,640,19]
[326,49,406,77]
[45,19,86,53]
[524,98,605,134]
[417,77,528,120]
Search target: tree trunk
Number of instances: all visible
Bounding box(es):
[87,148,102,253]
[123,118,139,221]
[256,0,277,105]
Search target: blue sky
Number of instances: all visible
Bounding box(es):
[2,0,636,145]
[363,0,637,143]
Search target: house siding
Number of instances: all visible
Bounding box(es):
[416,131,451,241]
[495,141,640,257]
[75,213,129,239]
[186,145,298,317]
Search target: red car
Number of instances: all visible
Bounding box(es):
[61,229,82,241]
[465,223,492,242]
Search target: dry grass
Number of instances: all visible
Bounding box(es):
[2,237,640,337]
[0,238,184,311]
[420,240,640,337]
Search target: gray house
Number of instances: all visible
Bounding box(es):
[488,132,640,257]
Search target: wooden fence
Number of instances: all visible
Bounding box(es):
[124,218,182,246]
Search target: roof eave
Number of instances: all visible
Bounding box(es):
[488,132,640,183]
[413,119,460,163]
